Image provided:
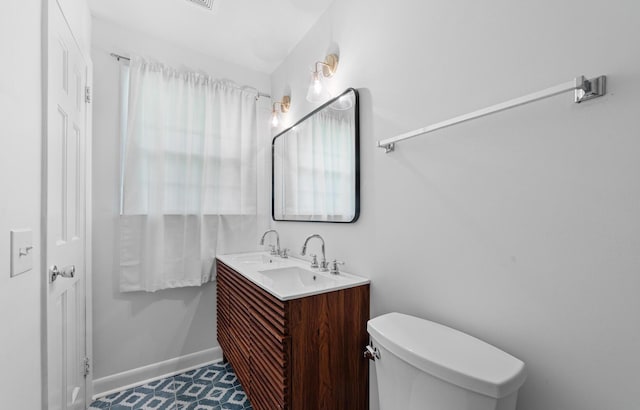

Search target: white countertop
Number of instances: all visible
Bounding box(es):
[216,251,370,301]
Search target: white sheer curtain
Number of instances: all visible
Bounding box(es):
[278,110,355,219]
[119,57,257,292]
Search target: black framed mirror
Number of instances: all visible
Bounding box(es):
[272,88,359,223]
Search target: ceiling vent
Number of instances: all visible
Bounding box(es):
[185,0,213,10]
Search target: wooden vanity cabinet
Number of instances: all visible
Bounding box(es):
[216,260,369,410]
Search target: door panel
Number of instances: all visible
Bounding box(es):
[46,2,88,409]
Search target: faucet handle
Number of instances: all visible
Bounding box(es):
[309,254,319,269]
[279,248,289,258]
[329,259,345,275]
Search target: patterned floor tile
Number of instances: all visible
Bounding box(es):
[112,387,155,409]
[158,378,178,394]
[177,368,200,382]
[214,372,239,389]
[193,366,224,385]
[218,386,250,410]
[176,380,213,403]
[137,394,177,410]
[226,387,249,406]
[101,390,131,406]
[182,399,221,410]
[206,382,234,401]
[90,361,251,410]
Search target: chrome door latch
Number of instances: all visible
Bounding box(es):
[364,343,380,361]
[50,265,76,283]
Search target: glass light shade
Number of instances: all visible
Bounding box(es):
[306,71,329,103]
[271,109,280,127]
[313,75,322,93]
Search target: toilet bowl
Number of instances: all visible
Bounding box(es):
[367,312,526,410]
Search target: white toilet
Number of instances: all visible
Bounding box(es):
[367,312,527,410]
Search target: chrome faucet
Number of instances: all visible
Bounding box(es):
[260,230,280,256]
[329,260,345,275]
[301,234,328,272]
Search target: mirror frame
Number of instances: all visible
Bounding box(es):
[271,88,360,223]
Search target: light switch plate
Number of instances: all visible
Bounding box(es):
[10,229,34,277]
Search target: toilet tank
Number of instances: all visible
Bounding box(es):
[367,313,527,410]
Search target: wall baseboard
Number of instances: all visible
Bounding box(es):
[92,347,223,399]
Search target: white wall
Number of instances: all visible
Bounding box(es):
[270,1,640,409]
[91,17,271,383]
[0,2,42,408]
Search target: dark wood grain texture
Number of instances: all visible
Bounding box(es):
[288,286,370,410]
[216,260,369,410]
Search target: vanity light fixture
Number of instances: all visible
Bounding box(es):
[271,95,291,127]
[306,54,339,103]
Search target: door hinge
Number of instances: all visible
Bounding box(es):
[83,357,90,377]
[85,86,92,104]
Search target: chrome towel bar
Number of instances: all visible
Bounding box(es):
[377,75,606,153]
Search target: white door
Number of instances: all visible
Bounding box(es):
[46,2,89,409]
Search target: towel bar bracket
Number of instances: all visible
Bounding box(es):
[382,143,395,153]
[575,75,606,103]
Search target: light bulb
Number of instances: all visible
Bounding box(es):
[271,109,279,127]
[313,74,322,94]
[306,71,326,103]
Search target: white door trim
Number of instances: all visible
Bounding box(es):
[84,56,94,404]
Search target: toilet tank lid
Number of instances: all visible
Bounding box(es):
[367,312,526,399]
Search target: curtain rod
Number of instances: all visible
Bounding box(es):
[110,52,272,100]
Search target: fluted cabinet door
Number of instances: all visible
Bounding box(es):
[216,263,251,387]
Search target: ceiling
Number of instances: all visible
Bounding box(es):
[87,0,333,74]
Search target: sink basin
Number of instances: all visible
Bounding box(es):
[217,251,370,301]
[258,266,341,297]
[258,267,336,295]
[230,253,282,265]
